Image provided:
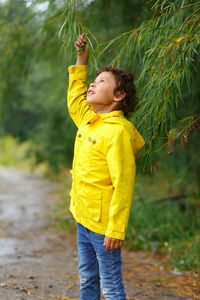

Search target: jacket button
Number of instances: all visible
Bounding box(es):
[78,134,82,138]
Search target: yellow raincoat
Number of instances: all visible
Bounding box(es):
[67,65,145,240]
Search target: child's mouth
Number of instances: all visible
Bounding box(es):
[88,89,95,96]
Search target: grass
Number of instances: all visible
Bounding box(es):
[0,135,48,174]
[125,167,200,271]
[170,234,200,270]
[126,196,200,270]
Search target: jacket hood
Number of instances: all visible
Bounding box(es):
[98,110,145,154]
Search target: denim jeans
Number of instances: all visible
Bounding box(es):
[77,222,126,300]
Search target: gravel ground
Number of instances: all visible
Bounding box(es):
[0,166,195,300]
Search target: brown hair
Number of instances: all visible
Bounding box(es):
[96,66,138,119]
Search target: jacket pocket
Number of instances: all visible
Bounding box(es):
[77,180,102,222]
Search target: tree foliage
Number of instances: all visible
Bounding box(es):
[0,0,37,139]
[0,0,76,169]
[60,0,200,171]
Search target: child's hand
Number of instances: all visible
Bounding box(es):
[104,236,123,251]
[75,34,89,65]
[75,34,87,51]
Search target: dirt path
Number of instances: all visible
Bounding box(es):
[0,166,199,300]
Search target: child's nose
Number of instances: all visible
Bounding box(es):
[90,82,96,88]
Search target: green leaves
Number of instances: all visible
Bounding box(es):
[60,0,200,171]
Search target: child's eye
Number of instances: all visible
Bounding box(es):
[100,79,105,84]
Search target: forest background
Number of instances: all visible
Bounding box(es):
[0,0,199,271]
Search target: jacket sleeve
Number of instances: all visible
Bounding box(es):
[67,65,97,128]
[105,127,136,240]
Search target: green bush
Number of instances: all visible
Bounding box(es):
[126,193,200,270]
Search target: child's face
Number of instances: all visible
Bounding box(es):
[87,72,118,111]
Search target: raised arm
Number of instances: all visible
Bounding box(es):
[67,34,96,128]
[75,34,89,65]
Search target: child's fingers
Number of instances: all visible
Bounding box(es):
[75,41,85,51]
[75,34,88,51]
[75,41,82,51]
[82,33,88,42]
[80,34,86,43]
[104,236,123,251]
[80,33,88,42]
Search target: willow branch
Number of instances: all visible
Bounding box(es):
[179,7,200,32]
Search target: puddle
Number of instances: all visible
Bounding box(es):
[0,166,54,264]
[0,238,17,257]
[0,167,54,233]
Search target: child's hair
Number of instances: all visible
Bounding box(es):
[96,66,138,119]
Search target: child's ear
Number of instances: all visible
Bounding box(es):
[114,91,126,102]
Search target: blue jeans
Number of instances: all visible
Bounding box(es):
[77,223,126,300]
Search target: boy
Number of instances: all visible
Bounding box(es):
[67,34,145,300]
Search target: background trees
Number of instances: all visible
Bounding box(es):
[0,0,76,169]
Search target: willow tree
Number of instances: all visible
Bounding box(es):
[60,0,200,173]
